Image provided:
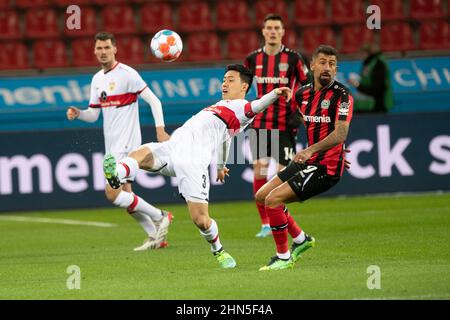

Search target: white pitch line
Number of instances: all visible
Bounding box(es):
[0,215,117,228]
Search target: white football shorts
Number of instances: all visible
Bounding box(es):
[142,128,211,203]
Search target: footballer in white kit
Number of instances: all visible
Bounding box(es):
[67,32,172,252]
[103,64,292,269]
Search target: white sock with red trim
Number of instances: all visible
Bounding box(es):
[113,191,157,236]
[117,157,139,181]
[199,219,222,252]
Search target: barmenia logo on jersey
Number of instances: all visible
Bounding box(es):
[303,114,331,123]
[255,76,289,84]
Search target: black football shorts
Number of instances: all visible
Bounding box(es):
[249,129,296,166]
[277,162,339,202]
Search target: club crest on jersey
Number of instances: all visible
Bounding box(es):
[100,91,107,102]
[279,63,289,72]
[321,99,330,109]
[338,101,351,115]
[108,81,116,92]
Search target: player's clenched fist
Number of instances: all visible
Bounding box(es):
[274,87,292,102]
[66,106,80,120]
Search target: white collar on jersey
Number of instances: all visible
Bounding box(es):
[263,45,284,55]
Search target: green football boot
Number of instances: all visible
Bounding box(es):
[291,234,315,262]
[213,249,236,269]
[259,256,294,271]
[103,154,121,189]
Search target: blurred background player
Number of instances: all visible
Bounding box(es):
[256,45,354,271]
[348,42,394,114]
[66,32,172,251]
[102,64,291,269]
[244,14,311,238]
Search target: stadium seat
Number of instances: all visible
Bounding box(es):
[140,2,175,34]
[15,0,50,8]
[92,0,128,5]
[33,40,68,69]
[226,31,260,60]
[25,8,60,39]
[71,38,97,67]
[64,7,98,38]
[187,32,221,61]
[369,0,405,21]
[0,0,13,9]
[115,36,145,66]
[0,10,21,40]
[380,22,416,52]
[255,0,289,26]
[177,1,214,32]
[294,0,328,26]
[101,5,137,35]
[283,29,299,51]
[216,0,252,31]
[340,24,376,54]
[418,20,450,50]
[0,41,30,70]
[410,0,445,20]
[301,26,336,55]
[331,0,365,24]
[54,0,91,7]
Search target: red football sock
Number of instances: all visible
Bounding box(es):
[266,205,289,254]
[284,206,302,238]
[253,177,269,225]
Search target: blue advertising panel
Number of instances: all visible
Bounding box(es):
[0,112,449,212]
[1,57,449,131]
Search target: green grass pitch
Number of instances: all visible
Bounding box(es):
[0,193,449,300]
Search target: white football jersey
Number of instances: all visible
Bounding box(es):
[178,98,256,158]
[89,62,147,155]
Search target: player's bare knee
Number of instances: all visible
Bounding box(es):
[192,215,209,230]
[265,191,281,208]
[255,188,266,203]
[130,146,154,170]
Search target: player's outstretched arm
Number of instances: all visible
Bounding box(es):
[139,87,170,142]
[66,106,100,123]
[250,87,292,114]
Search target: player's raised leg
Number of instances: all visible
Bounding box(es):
[103,147,173,250]
[187,201,236,269]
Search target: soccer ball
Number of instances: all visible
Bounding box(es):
[150,29,183,62]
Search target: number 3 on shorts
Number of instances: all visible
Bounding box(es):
[202,174,207,189]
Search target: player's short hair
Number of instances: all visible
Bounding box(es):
[95,32,116,46]
[263,13,284,26]
[312,45,338,60]
[226,64,253,93]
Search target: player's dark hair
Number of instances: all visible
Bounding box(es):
[312,45,338,60]
[263,13,284,26]
[95,32,116,45]
[226,64,253,93]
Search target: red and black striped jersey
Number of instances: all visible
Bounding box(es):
[295,80,354,177]
[244,46,310,131]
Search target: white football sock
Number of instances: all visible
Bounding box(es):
[199,219,222,252]
[277,251,291,260]
[113,191,157,236]
[133,197,164,222]
[117,157,139,180]
[293,230,306,244]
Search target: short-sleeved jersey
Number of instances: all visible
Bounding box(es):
[244,46,310,131]
[89,62,147,155]
[295,80,354,177]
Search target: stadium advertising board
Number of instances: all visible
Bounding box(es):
[0,56,449,131]
[0,112,448,212]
